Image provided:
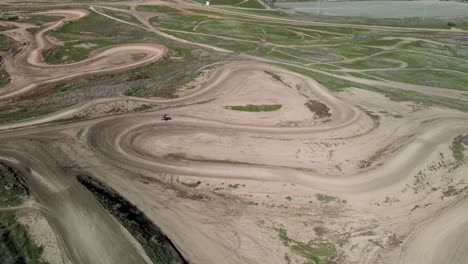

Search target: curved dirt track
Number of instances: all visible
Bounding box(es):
[0,9,167,100]
[0,2,467,264]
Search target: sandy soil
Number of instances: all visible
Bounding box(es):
[0,1,467,264]
[17,210,71,264]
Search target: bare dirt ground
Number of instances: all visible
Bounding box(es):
[0,1,467,264]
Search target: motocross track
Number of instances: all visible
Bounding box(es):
[1,1,468,264]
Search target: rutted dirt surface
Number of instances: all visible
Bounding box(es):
[0,1,467,264]
[77,175,187,264]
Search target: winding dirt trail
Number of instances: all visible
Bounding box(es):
[0,9,167,101]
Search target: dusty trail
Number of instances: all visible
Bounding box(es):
[0,9,167,100]
[0,145,151,264]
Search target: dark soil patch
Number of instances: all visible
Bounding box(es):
[77,175,187,264]
[441,185,468,199]
[305,100,331,119]
[264,71,291,88]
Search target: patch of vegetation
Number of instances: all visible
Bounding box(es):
[52,114,88,124]
[26,27,40,34]
[273,63,374,92]
[181,181,202,188]
[37,43,224,116]
[133,104,156,112]
[136,5,180,13]
[44,39,113,64]
[261,12,468,29]
[76,128,85,139]
[277,228,336,264]
[44,11,153,64]
[0,107,60,124]
[0,212,48,264]
[193,0,244,5]
[372,86,468,113]
[123,87,148,97]
[383,196,400,205]
[105,106,124,114]
[315,193,346,204]
[221,7,291,18]
[95,7,143,25]
[450,142,465,162]
[0,34,12,52]
[105,5,130,10]
[150,15,208,31]
[285,196,292,201]
[23,15,63,25]
[77,175,186,264]
[0,164,28,207]
[202,159,255,165]
[237,0,266,9]
[0,69,10,87]
[369,69,468,91]
[0,15,19,21]
[225,104,282,112]
[51,83,79,94]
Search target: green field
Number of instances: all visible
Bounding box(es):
[136,5,180,13]
[0,69,10,87]
[0,34,11,51]
[193,0,265,8]
[225,104,282,112]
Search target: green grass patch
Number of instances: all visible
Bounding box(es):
[133,104,156,112]
[150,15,208,31]
[23,15,63,25]
[26,27,40,34]
[273,63,373,91]
[136,5,180,13]
[0,107,60,124]
[0,34,12,52]
[181,181,201,188]
[315,193,346,204]
[0,169,27,207]
[320,15,468,29]
[369,69,468,91]
[0,69,10,87]
[237,0,265,9]
[202,159,255,165]
[372,86,468,113]
[105,5,130,10]
[222,7,292,18]
[50,82,79,94]
[225,104,282,112]
[450,142,465,162]
[193,0,244,5]
[123,87,148,97]
[95,7,143,25]
[277,228,336,264]
[44,39,114,64]
[0,212,48,264]
[187,9,224,16]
